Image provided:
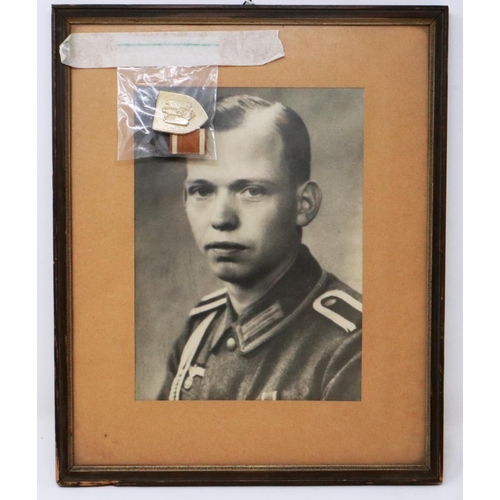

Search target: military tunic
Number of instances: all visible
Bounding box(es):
[158,245,362,401]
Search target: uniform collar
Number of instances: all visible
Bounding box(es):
[211,245,326,354]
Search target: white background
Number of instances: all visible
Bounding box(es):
[3,0,475,497]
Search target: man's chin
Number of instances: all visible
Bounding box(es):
[210,262,256,284]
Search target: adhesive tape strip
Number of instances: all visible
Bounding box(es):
[59,31,284,68]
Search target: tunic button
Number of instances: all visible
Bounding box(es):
[183,377,193,390]
[226,337,237,351]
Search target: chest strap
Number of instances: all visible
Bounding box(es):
[168,311,217,401]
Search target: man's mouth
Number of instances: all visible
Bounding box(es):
[205,242,248,256]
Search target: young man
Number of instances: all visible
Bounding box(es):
[158,95,362,401]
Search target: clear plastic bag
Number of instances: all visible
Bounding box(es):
[117,66,218,160]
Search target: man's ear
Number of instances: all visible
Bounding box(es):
[295,181,322,227]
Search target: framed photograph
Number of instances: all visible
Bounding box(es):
[53,4,448,486]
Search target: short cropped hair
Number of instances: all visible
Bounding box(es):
[214,95,311,186]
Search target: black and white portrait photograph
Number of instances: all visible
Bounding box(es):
[135,88,363,401]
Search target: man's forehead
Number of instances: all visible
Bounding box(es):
[185,158,284,184]
[185,115,286,182]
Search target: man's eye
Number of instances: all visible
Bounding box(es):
[241,186,265,198]
[189,187,213,198]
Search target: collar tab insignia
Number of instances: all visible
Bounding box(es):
[189,288,228,317]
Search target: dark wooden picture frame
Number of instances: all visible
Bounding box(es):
[53,4,448,486]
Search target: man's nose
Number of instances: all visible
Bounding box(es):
[210,191,239,231]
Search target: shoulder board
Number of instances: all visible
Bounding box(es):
[313,289,362,333]
[189,288,227,317]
